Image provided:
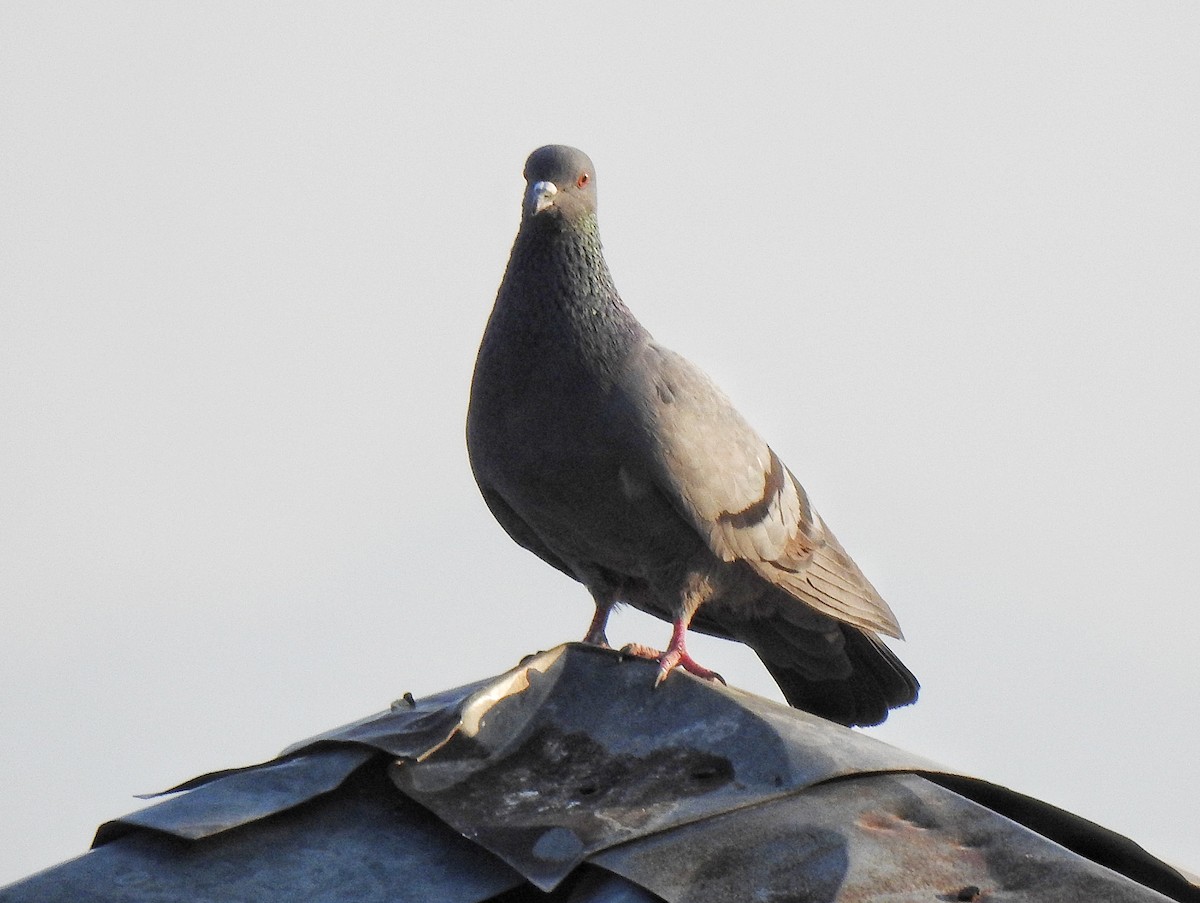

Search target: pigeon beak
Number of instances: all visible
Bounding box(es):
[528,180,558,216]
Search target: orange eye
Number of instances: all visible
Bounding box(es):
[577,172,591,188]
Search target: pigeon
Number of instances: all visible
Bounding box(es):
[467,145,918,726]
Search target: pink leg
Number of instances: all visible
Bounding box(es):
[582,598,614,647]
[654,618,725,686]
[623,619,725,687]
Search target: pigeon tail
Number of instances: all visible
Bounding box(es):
[756,626,919,727]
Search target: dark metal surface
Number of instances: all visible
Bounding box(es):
[2,643,1195,902]
[487,867,669,903]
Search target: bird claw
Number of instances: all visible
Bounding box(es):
[619,642,660,661]
[620,643,726,687]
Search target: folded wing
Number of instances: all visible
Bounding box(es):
[626,342,903,638]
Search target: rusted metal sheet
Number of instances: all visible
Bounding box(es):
[923,774,1200,902]
[594,773,1181,903]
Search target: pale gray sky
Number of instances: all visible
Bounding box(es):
[2,3,1198,885]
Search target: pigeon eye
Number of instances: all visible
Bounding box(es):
[577,172,591,188]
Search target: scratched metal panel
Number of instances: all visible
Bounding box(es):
[591,773,1180,903]
[383,644,939,889]
[0,765,523,903]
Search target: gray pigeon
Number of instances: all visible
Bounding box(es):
[467,145,918,726]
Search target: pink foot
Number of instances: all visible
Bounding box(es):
[654,644,725,687]
[619,642,661,661]
[621,622,726,688]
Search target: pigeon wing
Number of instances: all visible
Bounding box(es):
[625,342,903,638]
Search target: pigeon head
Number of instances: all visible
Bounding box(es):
[522,145,598,225]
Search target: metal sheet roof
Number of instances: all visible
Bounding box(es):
[6,761,524,903]
[2,644,1196,902]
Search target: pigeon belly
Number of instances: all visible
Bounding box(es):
[475,378,703,587]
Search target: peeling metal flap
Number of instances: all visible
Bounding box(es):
[278,672,505,760]
[93,747,376,845]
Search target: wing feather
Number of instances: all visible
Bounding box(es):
[626,342,902,638]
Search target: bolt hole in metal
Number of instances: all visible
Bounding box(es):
[935,887,984,902]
